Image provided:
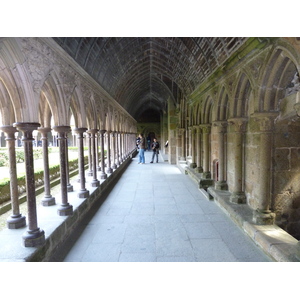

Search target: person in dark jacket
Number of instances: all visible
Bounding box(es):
[137,133,146,164]
[150,138,160,163]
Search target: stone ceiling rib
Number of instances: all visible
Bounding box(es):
[53,37,247,119]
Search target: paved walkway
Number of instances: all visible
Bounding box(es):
[63,150,272,262]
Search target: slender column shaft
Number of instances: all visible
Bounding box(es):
[74,128,89,198]
[111,132,117,169]
[0,126,26,229]
[38,127,55,206]
[87,129,100,187]
[180,128,185,160]
[116,132,120,166]
[52,126,73,216]
[65,132,73,192]
[14,122,45,247]
[87,132,93,176]
[96,133,101,171]
[106,131,112,174]
[99,130,107,179]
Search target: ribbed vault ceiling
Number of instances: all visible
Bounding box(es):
[53,37,247,121]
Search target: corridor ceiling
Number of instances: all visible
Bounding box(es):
[53,37,247,121]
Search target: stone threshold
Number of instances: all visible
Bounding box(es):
[0,153,135,262]
[178,162,300,262]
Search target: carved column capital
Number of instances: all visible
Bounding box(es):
[213,121,227,133]
[73,127,88,135]
[200,124,211,134]
[228,118,247,132]
[251,112,278,132]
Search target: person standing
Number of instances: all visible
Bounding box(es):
[137,133,146,164]
[150,138,160,163]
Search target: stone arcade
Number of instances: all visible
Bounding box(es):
[1,37,300,261]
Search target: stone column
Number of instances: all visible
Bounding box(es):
[188,126,192,159]
[213,121,228,190]
[96,133,101,171]
[0,125,26,229]
[111,131,117,169]
[196,126,203,173]
[119,132,124,163]
[87,131,93,176]
[52,126,73,216]
[106,131,113,174]
[38,127,56,206]
[190,126,197,168]
[87,129,100,187]
[116,132,120,167]
[74,128,89,198]
[99,130,107,179]
[252,112,278,224]
[13,122,45,247]
[228,118,247,204]
[65,132,73,192]
[200,124,211,179]
[179,128,185,160]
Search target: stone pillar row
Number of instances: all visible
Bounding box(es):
[2,123,134,247]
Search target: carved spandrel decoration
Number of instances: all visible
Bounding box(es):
[21,38,54,93]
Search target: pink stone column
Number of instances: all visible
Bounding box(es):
[111,131,117,169]
[106,131,113,174]
[116,132,120,167]
[86,131,93,176]
[52,125,73,216]
[96,133,101,171]
[65,132,73,192]
[99,130,107,179]
[74,128,89,198]
[13,122,45,247]
[87,129,100,187]
[37,127,56,206]
[0,125,26,229]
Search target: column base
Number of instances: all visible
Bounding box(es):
[189,162,197,169]
[67,184,73,192]
[230,192,246,204]
[214,181,228,191]
[106,168,113,174]
[195,166,203,173]
[88,171,93,176]
[253,209,275,225]
[7,214,26,229]
[22,228,45,247]
[57,204,73,216]
[202,171,211,179]
[78,189,89,198]
[91,179,100,187]
[199,178,213,190]
[41,196,56,206]
[100,172,107,180]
